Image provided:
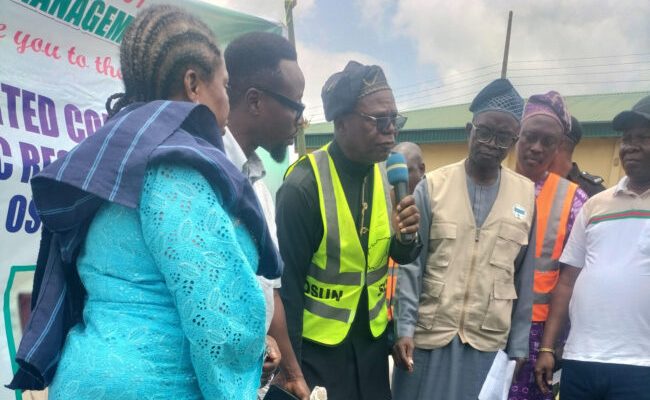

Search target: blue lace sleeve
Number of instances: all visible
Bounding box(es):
[139,163,266,399]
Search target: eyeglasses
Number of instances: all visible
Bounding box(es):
[471,123,518,149]
[255,87,305,122]
[519,130,560,149]
[356,112,407,133]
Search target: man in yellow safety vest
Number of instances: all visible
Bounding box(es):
[276,61,421,400]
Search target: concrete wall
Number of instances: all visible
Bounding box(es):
[418,137,625,188]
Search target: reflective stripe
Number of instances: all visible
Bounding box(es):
[537,177,570,272]
[309,263,361,286]
[304,296,350,323]
[310,150,363,285]
[367,264,388,286]
[378,161,393,234]
[534,292,551,304]
[533,175,578,322]
[301,144,391,344]
[368,295,386,320]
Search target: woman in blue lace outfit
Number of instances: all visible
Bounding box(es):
[46,6,268,399]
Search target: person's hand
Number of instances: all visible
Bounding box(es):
[512,357,527,381]
[273,371,310,400]
[283,376,311,400]
[283,376,310,400]
[392,336,415,372]
[535,351,555,394]
[261,335,281,386]
[393,195,419,242]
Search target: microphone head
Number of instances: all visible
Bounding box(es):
[386,152,409,185]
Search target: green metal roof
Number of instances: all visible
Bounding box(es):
[304,91,650,147]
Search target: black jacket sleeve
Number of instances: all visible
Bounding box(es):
[276,161,322,362]
[389,235,422,265]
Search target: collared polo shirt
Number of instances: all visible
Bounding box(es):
[560,176,650,367]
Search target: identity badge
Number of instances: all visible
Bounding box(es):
[513,204,527,220]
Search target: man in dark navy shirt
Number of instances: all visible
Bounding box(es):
[550,116,606,197]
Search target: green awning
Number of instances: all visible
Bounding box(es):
[304,91,650,147]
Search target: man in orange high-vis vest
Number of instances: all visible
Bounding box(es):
[509,92,588,400]
[386,142,425,322]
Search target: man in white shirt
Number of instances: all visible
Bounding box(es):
[535,95,650,400]
[223,31,309,399]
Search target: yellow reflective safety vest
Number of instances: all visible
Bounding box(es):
[286,144,392,345]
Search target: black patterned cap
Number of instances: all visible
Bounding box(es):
[469,78,524,122]
[321,61,391,121]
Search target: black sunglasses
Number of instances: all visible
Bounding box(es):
[255,87,305,122]
[356,111,408,133]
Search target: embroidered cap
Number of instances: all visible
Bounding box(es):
[469,79,525,122]
[321,61,391,121]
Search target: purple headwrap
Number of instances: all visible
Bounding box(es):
[523,91,572,135]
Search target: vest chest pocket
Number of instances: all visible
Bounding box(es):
[428,222,457,268]
[481,280,518,332]
[489,222,528,273]
[416,277,445,330]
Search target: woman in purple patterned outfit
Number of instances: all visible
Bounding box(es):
[509,91,588,400]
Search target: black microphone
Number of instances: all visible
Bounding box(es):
[386,152,414,243]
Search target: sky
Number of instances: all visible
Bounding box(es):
[208,0,650,124]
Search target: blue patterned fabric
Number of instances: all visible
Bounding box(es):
[48,163,265,399]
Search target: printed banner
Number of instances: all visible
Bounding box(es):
[0,1,282,398]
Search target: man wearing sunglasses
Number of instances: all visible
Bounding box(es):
[509,92,588,400]
[223,32,309,400]
[276,61,421,400]
[392,79,537,400]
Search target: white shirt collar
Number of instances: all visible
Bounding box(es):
[222,127,266,183]
[614,175,650,198]
[223,127,247,171]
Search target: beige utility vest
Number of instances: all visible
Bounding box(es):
[414,160,535,351]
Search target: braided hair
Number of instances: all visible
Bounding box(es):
[106,5,222,117]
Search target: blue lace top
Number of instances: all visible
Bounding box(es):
[49,163,266,399]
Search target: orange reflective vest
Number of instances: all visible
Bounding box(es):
[533,173,578,322]
[386,258,398,321]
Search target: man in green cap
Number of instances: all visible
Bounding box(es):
[276,61,421,400]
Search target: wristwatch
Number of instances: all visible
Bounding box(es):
[397,231,419,245]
